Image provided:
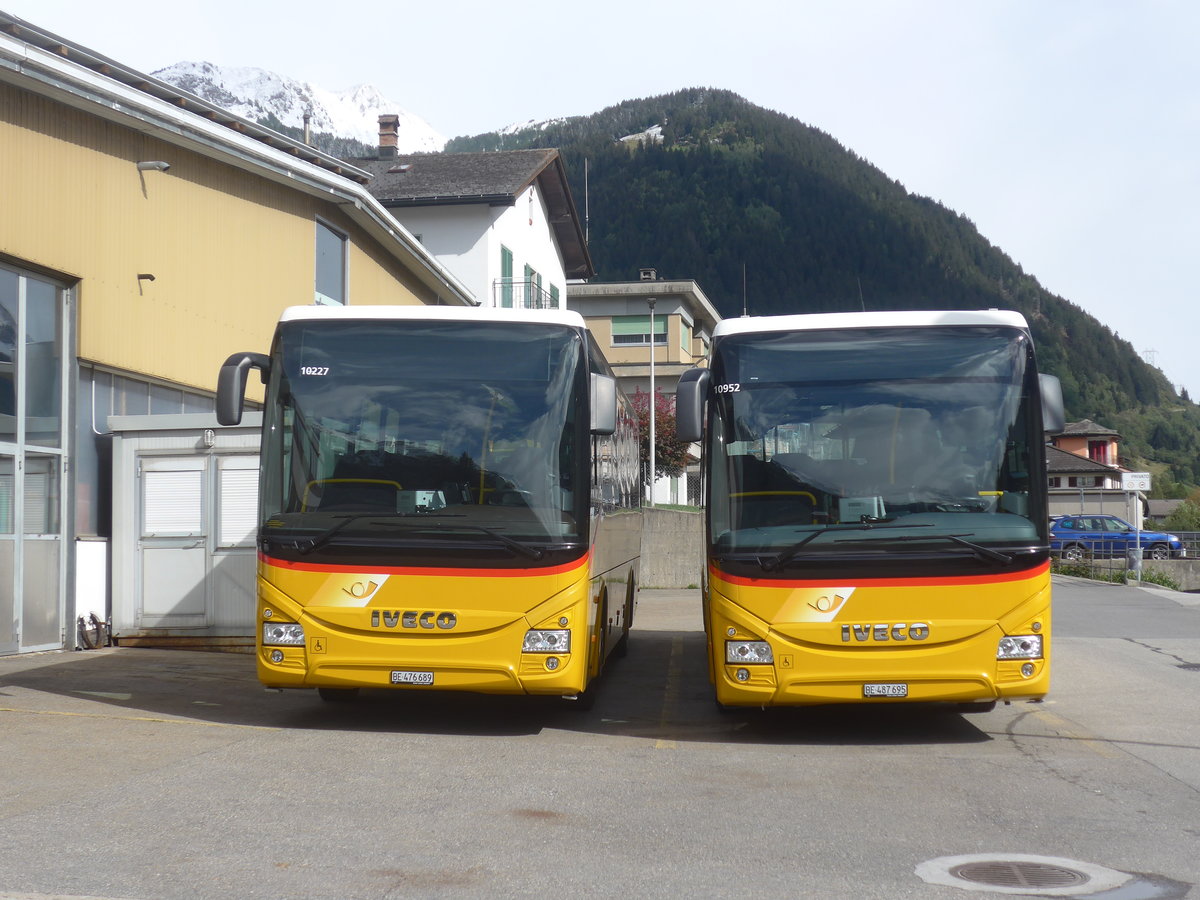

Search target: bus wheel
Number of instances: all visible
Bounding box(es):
[613,581,635,659]
[317,687,360,703]
[714,694,738,715]
[564,683,597,711]
[955,700,996,714]
[612,628,630,659]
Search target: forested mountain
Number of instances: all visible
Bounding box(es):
[448,88,1200,493]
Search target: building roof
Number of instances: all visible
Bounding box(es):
[0,12,368,184]
[568,279,723,336]
[1055,419,1121,439]
[349,150,595,280]
[0,11,475,307]
[351,149,557,202]
[1147,499,1184,519]
[1046,445,1123,476]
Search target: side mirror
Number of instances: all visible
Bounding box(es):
[1040,374,1065,434]
[590,373,617,435]
[675,367,710,443]
[217,352,270,426]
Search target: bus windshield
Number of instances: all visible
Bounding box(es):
[259,319,588,558]
[707,325,1046,562]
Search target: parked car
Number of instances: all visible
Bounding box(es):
[1050,515,1187,561]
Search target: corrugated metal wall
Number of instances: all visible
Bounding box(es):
[1,82,430,396]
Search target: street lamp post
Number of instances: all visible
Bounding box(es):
[647,297,656,508]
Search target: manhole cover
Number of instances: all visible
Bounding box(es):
[916,853,1132,896]
[950,860,1088,889]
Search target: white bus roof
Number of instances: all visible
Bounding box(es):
[278,305,587,329]
[714,309,1029,338]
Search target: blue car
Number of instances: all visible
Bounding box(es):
[1050,514,1186,561]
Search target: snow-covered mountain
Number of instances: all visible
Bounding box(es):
[152,61,446,153]
[498,117,568,136]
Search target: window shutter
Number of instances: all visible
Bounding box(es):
[219,457,258,546]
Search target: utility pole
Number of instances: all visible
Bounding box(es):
[647,297,656,507]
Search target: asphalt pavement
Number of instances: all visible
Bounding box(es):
[1,583,1197,900]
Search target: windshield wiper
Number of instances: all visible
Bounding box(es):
[833,532,1013,565]
[285,512,464,555]
[758,522,929,572]
[287,513,545,560]
[377,520,545,560]
[291,513,390,554]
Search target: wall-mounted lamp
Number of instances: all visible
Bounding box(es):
[137,273,155,282]
[136,160,171,172]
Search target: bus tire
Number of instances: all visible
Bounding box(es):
[612,628,630,659]
[613,580,635,659]
[594,587,608,671]
[714,694,738,715]
[564,682,598,711]
[955,700,996,714]
[317,687,360,703]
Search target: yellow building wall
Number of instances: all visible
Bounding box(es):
[587,315,701,367]
[1,83,434,395]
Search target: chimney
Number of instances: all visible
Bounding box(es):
[378,113,400,159]
[639,267,658,281]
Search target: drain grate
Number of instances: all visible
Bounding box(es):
[916,853,1133,896]
[950,860,1088,889]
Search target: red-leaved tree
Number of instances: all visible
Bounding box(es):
[631,388,692,486]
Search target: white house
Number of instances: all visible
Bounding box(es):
[347,120,593,308]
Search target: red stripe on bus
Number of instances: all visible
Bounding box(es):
[710,559,1050,588]
[260,552,589,578]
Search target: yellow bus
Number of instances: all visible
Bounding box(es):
[217,306,641,703]
[675,310,1064,711]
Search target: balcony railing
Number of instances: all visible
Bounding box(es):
[492,279,559,310]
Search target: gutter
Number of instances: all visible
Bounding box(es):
[383,194,517,208]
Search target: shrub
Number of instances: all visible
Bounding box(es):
[1136,567,1181,590]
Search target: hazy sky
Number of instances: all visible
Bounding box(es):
[9,0,1199,398]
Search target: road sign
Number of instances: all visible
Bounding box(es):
[1121,472,1152,492]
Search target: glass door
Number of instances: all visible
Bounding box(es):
[0,455,15,654]
[0,264,69,654]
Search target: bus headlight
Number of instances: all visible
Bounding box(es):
[523,630,571,653]
[997,635,1042,660]
[726,640,773,664]
[263,622,305,645]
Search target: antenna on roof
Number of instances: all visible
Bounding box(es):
[742,263,748,317]
[584,158,590,244]
[857,276,866,311]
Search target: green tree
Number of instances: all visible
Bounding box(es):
[1164,490,1200,531]
[447,87,1199,490]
